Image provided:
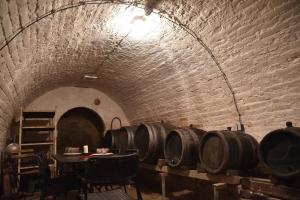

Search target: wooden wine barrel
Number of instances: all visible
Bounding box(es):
[259,122,300,180]
[101,117,123,149]
[101,129,120,148]
[115,126,136,150]
[199,130,258,174]
[134,122,175,163]
[164,127,206,168]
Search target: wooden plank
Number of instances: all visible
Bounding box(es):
[20,165,38,170]
[21,141,54,146]
[20,164,55,170]
[18,108,23,187]
[241,178,300,200]
[140,163,241,185]
[11,153,34,159]
[22,126,55,131]
[23,111,55,118]
[18,169,39,175]
[11,149,34,154]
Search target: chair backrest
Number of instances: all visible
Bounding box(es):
[35,152,51,182]
[84,153,139,186]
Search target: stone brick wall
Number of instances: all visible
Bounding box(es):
[0,0,299,149]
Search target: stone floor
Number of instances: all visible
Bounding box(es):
[1,170,238,200]
[1,185,213,200]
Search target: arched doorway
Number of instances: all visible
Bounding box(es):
[57,107,105,153]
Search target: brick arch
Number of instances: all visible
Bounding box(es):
[0,1,242,123]
[0,0,299,151]
[0,1,241,124]
[57,106,105,153]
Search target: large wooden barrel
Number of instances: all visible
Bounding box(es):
[115,126,136,150]
[101,117,123,149]
[134,122,175,163]
[259,122,300,180]
[199,130,258,174]
[101,129,119,148]
[164,127,206,168]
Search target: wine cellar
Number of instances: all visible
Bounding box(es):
[0,0,299,199]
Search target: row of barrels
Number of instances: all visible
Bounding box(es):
[103,121,300,182]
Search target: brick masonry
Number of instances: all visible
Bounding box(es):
[0,0,299,150]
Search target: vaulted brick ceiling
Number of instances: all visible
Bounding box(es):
[0,0,299,148]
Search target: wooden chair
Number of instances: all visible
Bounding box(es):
[82,153,142,200]
[36,152,81,200]
[0,153,33,200]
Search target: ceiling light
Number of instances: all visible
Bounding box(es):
[108,7,162,41]
[83,74,98,80]
[144,0,158,16]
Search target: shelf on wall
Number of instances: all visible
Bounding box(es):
[23,111,55,118]
[16,108,57,184]
[22,126,55,131]
[20,164,55,170]
[21,141,54,146]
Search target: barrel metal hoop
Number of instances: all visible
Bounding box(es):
[230,132,243,167]
[188,128,200,146]
[142,123,156,162]
[215,131,230,173]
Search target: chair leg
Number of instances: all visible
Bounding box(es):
[132,178,143,200]
[136,185,143,200]
[123,185,127,193]
[75,193,82,200]
[82,180,88,200]
[39,193,46,200]
[82,186,87,200]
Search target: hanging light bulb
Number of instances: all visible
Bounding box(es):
[108,6,162,41]
[144,0,158,15]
